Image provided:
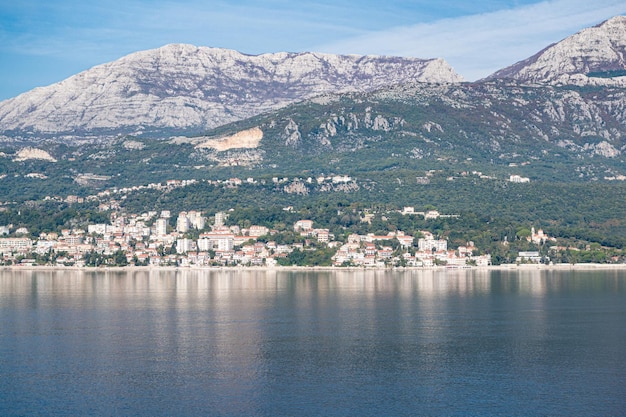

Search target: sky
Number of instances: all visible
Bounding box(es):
[0,0,624,101]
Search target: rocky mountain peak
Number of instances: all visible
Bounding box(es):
[0,45,462,138]
[485,15,626,85]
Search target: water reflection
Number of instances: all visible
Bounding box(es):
[1,268,626,416]
[2,267,626,304]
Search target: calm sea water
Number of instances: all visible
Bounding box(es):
[1,268,625,416]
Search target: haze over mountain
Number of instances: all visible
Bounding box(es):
[0,45,461,138]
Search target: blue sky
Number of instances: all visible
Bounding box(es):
[0,0,624,101]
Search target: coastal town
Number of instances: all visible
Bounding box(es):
[1,172,620,268]
[0,173,499,268]
[0,204,494,268]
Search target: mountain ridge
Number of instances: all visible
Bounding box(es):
[0,14,625,171]
[486,15,626,85]
[0,44,462,138]
[179,79,626,177]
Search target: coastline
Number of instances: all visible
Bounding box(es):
[3,263,626,272]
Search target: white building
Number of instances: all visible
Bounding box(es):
[396,234,414,248]
[87,224,107,235]
[154,218,168,236]
[197,238,213,252]
[418,237,447,252]
[509,175,530,183]
[214,212,226,227]
[176,238,194,254]
[294,220,314,232]
[0,238,33,253]
[214,236,234,251]
[176,212,190,233]
[200,233,235,251]
[315,229,330,243]
[187,211,206,230]
[517,251,542,263]
[249,226,269,237]
[332,175,351,183]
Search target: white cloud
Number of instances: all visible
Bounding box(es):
[1,0,624,100]
[316,0,626,80]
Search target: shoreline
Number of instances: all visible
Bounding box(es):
[3,263,626,273]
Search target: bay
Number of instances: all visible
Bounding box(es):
[1,268,625,416]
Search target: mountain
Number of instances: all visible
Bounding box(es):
[2,16,626,201]
[487,16,626,85]
[3,78,624,203]
[0,44,462,138]
[2,18,626,255]
[177,80,626,180]
[3,16,625,141]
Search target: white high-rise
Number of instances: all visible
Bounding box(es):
[176,212,190,233]
[155,218,168,236]
[214,212,226,227]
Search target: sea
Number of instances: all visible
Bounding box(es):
[1,268,625,416]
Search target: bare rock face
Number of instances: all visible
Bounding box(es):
[486,16,626,85]
[13,147,57,162]
[0,45,462,138]
[195,127,263,151]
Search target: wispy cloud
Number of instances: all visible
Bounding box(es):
[0,0,624,100]
[315,0,626,80]
[0,0,378,59]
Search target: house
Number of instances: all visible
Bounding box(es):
[294,220,314,232]
[249,225,269,237]
[314,229,330,242]
[509,175,530,183]
[396,234,414,248]
[377,247,394,259]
